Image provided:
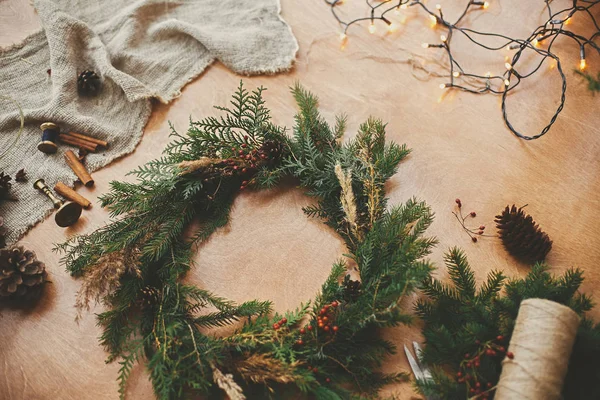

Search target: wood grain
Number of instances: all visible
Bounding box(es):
[1,0,599,399]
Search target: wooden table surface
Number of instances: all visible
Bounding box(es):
[1,0,599,399]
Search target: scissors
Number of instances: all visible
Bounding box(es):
[404,341,435,394]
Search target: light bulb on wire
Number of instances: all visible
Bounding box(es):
[369,22,376,34]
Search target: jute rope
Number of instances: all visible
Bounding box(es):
[495,298,580,400]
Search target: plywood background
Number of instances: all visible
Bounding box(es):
[1,0,599,398]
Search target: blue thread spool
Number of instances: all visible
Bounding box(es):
[38,122,59,154]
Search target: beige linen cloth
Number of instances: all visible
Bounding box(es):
[0,0,298,245]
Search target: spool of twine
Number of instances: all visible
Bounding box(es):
[495,298,580,400]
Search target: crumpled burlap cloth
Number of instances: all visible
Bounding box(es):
[0,0,298,245]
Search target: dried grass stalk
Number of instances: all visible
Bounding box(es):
[334,163,359,237]
[74,249,141,321]
[177,158,221,175]
[212,365,246,400]
[237,353,298,385]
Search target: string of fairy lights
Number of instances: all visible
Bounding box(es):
[325,0,600,140]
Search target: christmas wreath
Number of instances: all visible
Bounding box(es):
[57,82,437,399]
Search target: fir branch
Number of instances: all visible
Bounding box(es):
[417,251,600,400]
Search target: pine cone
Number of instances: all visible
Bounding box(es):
[77,70,102,96]
[0,172,13,202]
[139,285,160,306]
[258,140,285,166]
[15,169,27,183]
[0,217,6,249]
[495,205,552,263]
[342,276,361,302]
[0,246,48,302]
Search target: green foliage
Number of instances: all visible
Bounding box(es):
[416,248,600,400]
[284,83,410,251]
[576,70,600,93]
[57,81,435,399]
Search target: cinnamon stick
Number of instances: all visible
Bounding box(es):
[54,181,92,209]
[64,150,94,187]
[67,132,108,148]
[59,134,97,152]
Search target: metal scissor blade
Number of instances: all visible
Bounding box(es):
[404,344,425,381]
[413,341,434,382]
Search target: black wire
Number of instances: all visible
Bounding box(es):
[325,0,600,140]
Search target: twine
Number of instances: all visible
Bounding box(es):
[495,298,580,400]
[0,95,24,162]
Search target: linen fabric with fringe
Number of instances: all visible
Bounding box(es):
[0,0,298,245]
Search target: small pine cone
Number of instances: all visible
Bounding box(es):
[342,276,361,302]
[0,172,12,202]
[15,169,27,183]
[0,246,48,303]
[77,70,102,96]
[139,286,160,306]
[258,140,285,166]
[0,217,6,249]
[495,205,552,263]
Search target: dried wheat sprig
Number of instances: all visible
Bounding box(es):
[177,158,221,175]
[237,353,299,386]
[334,163,359,239]
[211,364,246,400]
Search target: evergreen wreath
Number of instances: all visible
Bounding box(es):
[416,248,600,400]
[57,82,438,399]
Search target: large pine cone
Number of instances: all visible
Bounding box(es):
[495,205,552,263]
[0,246,48,302]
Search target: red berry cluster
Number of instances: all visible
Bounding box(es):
[272,317,288,331]
[316,301,340,334]
[456,336,514,399]
[453,198,492,243]
[295,301,340,346]
[304,364,333,384]
[223,138,283,190]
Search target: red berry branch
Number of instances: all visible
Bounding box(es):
[291,300,342,384]
[456,336,514,399]
[453,199,496,242]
